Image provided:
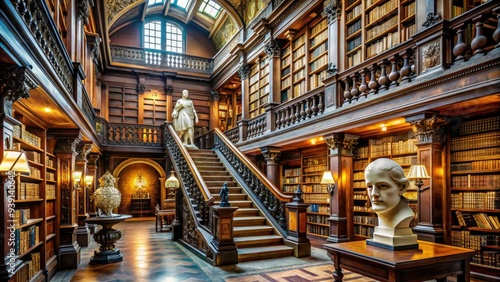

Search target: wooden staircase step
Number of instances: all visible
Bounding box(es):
[233,216,266,226]
[197,171,230,176]
[237,245,294,262]
[234,235,283,248]
[203,175,234,181]
[208,187,242,194]
[213,194,247,201]
[205,180,238,187]
[233,208,260,217]
[233,226,274,236]
[224,200,253,208]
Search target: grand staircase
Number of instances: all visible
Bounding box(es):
[188,148,293,262]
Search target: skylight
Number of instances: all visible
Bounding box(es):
[170,0,190,10]
[198,0,221,19]
[148,0,164,6]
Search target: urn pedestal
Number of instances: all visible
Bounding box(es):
[85,215,132,264]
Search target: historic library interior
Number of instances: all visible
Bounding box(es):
[1,0,499,281]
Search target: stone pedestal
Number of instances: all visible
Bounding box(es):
[85,214,132,264]
[367,227,418,250]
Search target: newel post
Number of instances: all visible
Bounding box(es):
[285,186,311,257]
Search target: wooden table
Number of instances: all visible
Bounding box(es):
[324,240,475,282]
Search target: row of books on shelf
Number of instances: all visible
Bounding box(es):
[309,71,328,89]
[293,34,306,48]
[293,68,306,81]
[347,19,361,37]
[282,185,299,193]
[13,253,41,282]
[17,183,40,200]
[25,151,42,164]
[284,168,301,176]
[354,205,373,212]
[366,32,400,58]
[451,116,500,136]
[353,191,368,200]
[451,231,500,266]
[281,76,291,89]
[307,224,329,236]
[310,30,327,47]
[391,156,417,166]
[403,2,416,18]
[302,184,328,193]
[304,194,329,203]
[304,175,326,183]
[451,191,500,210]
[308,204,329,213]
[46,157,54,168]
[451,132,500,151]
[293,81,307,97]
[310,55,327,73]
[366,15,398,40]
[28,167,41,178]
[369,139,417,157]
[14,225,39,255]
[347,49,362,68]
[347,36,361,52]
[13,126,42,148]
[354,224,374,237]
[451,175,500,189]
[283,177,300,184]
[13,209,31,226]
[455,211,500,229]
[310,19,327,36]
[46,184,56,199]
[451,147,500,162]
[304,157,327,166]
[281,55,291,68]
[307,214,329,224]
[401,24,416,42]
[354,159,369,170]
[353,181,366,188]
[354,215,378,225]
[346,4,361,22]
[366,0,398,24]
[451,159,500,171]
[47,171,55,181]
[293,45,306,60]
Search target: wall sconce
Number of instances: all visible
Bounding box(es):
[0,150,31,174]
[73,171,82,190]
[321,171,336,195]
[85,175,94,188]
[407,164,430,192]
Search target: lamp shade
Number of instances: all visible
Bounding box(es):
[85,175,94,186]
[320,171,335,185]
[407,164,430,180]
[166,170,180,188]
[73,171,82,183]
[0,150,31,173]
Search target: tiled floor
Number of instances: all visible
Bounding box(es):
[53,218,484,282]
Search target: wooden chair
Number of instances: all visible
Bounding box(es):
[155,199,176,232]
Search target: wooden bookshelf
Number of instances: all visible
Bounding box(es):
[344,0,416,69]
[292,32,307,99]
[308,18,328,90]
[248,63,260,119]
[351,132,418,240]
[449,115,500,279]
[108,85,140,124]
[280,43,292,102]
[451,0,488,18]
[4,110,59,282]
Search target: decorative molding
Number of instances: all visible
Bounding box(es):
[76,143,93,162]
[410,115,448,144]
[238,63,250,80]
[422,41,440,72]
[422,12,442,28]
[211,90,219,101]
[78,0,91,25]
[87,153,100,166]
[0,66,37,116]
[264,39,282,58]
[261,146,281,162]
[326,63,338,76]
[270,0,306,29]
[324,133,358,150]
[55,136,82,156]
[106,0,140,25]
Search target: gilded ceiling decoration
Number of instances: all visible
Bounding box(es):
[106,0,141,25]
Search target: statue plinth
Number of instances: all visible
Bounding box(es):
[85,214,132,264]
[367,226,418,250]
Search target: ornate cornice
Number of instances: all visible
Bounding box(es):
[0,66,37,116]
[55,134,83,155]
[264,39,282,58]
[410,114,448,144]
[78,0,91,25]
[324,133,358,150]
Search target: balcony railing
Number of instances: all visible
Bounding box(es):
[95,117,164,147]
[110,45,213,74]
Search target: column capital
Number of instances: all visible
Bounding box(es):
[323,0,342,24]
[407,113,448,144]
[0,65,37,116]
[264,39,282,58]
[260,146,281,163]
[53,130,83,156]
[76,142,93,162]
[237,63,250,80]
[210,90,219,101]
[324,133,359,151]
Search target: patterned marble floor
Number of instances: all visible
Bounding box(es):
[52,218,483,282]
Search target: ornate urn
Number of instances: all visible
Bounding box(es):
[91,170,122,217]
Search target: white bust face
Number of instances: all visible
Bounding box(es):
[365,169,403,214]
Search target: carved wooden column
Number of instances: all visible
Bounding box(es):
[165,83,174,122]
[406,113,448,243]
[324,133,358,243]
[323,0,341,108]
[76,142,92,247]
[210,90,219,131]
[86,153,99,234]
[264,39,282,133]
[0,66,37,280]
[237,63,250,142]
[260,146,281,187]
[55,132,83,269]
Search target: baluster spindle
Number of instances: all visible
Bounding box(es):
[350,74,360,101]
[305,99,312,118]
[494,8,500,48]
[280,108,286,127]
[300,101,307,120]
[317,94,324,113]
[295,103,301,123]
[378,60,390,91]
[290,106,297,124]
[285,107,291,126]
[276,111,281,129]
[343,77,352,104]
[368,65,379,94]
[389,56,400,88]
[471,15,487,56]
[359,69,368,99]
[311,96,319,115]
[400,50,412,83]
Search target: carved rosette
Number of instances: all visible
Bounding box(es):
[0,66,38,115]
[410,115,448,144]
[237,63,250,80]
[422,41,440,72]
[264,39,281,58]
[210,90,220,102]
[323,0,342,24]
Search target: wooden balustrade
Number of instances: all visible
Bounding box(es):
[95,118,164,147]
[247,114,267,138]
[274,90,325,130]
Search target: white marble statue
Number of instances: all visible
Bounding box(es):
[364,158,418,249]
[172,89,199,148]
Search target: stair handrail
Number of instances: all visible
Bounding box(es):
[214,128,292,202]
[165,123,214,222]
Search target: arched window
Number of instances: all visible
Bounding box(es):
[144,19,184,54]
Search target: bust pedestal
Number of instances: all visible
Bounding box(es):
[85,214,132,264]
[366,226,418,250]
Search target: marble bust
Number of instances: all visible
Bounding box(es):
[364,158,418,250]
